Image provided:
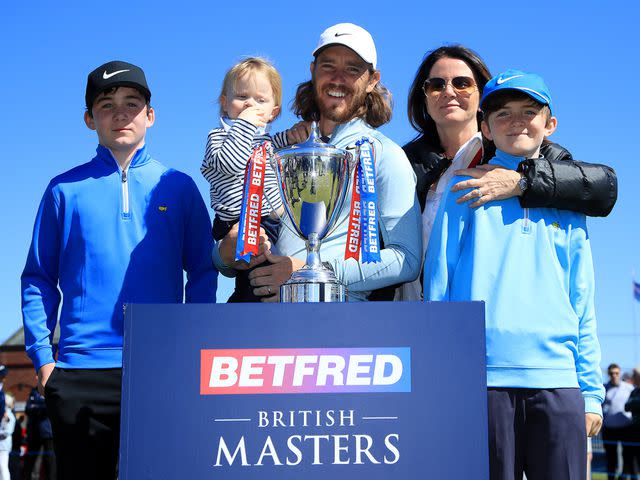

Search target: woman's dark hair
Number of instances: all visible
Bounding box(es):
[407,45,491,147]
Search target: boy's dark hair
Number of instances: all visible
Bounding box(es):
[86,86,151,117]
[481,90,551,122]
[608,363,621,371]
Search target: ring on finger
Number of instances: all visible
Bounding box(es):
[475,188,483,198]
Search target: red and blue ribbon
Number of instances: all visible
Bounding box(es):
[345,138,381,263]
[235,142,269,262]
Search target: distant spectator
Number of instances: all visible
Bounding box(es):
[0,366,7,420]
[603,363,634,479]
[0,393,16,480]
[23,386,55,480]
[623,371,634,385]
[9,415,22,480]
[624,367,640,475]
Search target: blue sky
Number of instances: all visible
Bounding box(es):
[2,2,639,370]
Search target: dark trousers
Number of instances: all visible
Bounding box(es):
[488,387,586,480]
[602,426,635,479]
[23,437,56,480]
[44,368,121,480]
[627,424,640,477]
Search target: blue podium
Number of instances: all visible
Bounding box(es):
[119,301,488,479]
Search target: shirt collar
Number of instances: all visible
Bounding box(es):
[96,144,151,169]
[327,117,369,144]
[490,149,527,170]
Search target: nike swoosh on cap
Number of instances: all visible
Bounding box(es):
[103,69,130,80]
[496,75,524,85]
[334,32,351,37]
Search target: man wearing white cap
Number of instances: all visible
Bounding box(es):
[232,22,422,300]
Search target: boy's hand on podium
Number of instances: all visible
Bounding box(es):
[585,413,602,437]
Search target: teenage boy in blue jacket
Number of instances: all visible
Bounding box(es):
[21,60,218,480]
[424,70,604,480]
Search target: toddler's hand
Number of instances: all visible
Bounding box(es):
[238,106,268,127]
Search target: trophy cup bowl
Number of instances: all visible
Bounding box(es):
[272,123,354,302]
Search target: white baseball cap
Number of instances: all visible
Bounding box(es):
[312,23,377,69]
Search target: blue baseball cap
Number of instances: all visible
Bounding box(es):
[481,69,552,112]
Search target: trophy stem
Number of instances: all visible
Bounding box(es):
[305,233,322,269]
[280,232,347,302]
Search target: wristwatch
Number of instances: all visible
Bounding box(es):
[517,174,529,194]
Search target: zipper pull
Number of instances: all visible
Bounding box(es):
[522,207,532,234]
[122,170,127,183]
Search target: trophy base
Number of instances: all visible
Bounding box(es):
[280,281,347,302]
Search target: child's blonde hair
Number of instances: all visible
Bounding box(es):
[219,57,283,119]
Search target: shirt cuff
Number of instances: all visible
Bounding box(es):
[584,395,603,416]
[211,241,238,278]
[32,347,55,372]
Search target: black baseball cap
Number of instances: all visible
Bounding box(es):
[85,60,151,111]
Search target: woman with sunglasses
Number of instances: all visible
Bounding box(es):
[394,45,617,300]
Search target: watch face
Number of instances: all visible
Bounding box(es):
[519,177,528,191]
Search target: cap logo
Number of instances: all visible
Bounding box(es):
[103,69,130,80]
[496,74,524,85]
[334,32,351,37]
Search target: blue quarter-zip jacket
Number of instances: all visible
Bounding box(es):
[424,149,604,415]
[22,145,218,370]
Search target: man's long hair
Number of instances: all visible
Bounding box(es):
[292,70,393,128]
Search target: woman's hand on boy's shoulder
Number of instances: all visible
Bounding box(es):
[452,164,521,207]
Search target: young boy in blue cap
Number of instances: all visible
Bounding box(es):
[21,60,218,480]
[424,70,604,479]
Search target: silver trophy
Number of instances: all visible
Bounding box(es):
[272,123,355,302]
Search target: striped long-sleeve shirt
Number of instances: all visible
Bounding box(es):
[201,118,288,221]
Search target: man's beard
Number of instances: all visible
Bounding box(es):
[314,83,368,124]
